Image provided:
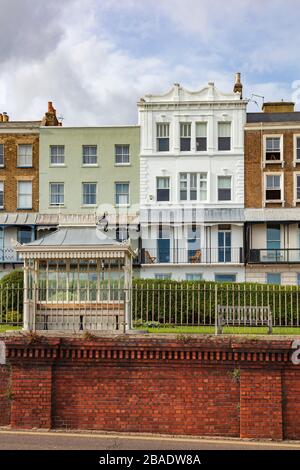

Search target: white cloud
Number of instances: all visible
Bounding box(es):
[0,0,299,123]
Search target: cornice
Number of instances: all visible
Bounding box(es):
[3,336,295,367]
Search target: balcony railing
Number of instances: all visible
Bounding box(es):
[0,249,22,264]
[141,247,244,265]
[249,249,300,264]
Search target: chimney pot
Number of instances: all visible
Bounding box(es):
[0,114,3,122]
[2,112,9,122]
[233,72,243,98]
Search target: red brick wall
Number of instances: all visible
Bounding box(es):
[52,364,240,436]
[0,365,11,426]
[3,336,300,440]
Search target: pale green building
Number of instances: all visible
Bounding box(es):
[39,126,140,217]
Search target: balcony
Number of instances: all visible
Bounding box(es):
[248,249,300,264]
[0,249,22,264]
[141,247,244,265]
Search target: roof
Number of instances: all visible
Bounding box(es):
[247,112,300,123]
[0,121,41,129]
[23,227,122,247]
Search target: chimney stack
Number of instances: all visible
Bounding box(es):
[0,114,3,122]
[2,112,9,122]
[42,101,60,126]
[233,72,243,98]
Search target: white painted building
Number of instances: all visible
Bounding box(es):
[138,76,247,281]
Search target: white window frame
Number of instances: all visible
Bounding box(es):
[82,145,98,166]
[115,145,130,165]
[0,144,4,167]
[186,273,203,281]
[294,172,300,204]
[217,122,232,152]
[195,122,208,152]
[293,134,300,166]
[50,145,65,166]
[82,182,97,206]
[217,175,232,202]
[49,183,65,207]
[179,172,208,202]
[115,182,130,207]
[156,123,170,152]
[156,176,170,202]
[263,134,283,165]
[17,144,33,168]
[0,181,4,209]
[264,172,284,204]
[17,181,32,209]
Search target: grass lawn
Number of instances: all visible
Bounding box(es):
[135,325,300,335]
[0,325,22,332]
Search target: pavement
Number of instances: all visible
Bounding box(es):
[0,429,300,450]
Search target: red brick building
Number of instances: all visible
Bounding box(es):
[245,102,300,284]
[0,103,60,276]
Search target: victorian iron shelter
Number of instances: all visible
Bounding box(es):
[16,226,134,332]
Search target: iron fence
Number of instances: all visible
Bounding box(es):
[1,283,300,331]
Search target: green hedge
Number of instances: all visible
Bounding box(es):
[132,279,300,326]
[0,270,24,322]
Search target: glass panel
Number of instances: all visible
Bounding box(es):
[82,145,97,165]
[266,273,281,285]
[18,145,32,167]
[50,146,65,165]
[0,144,4,166]
[157,238,170,263]
[215,274,236,283]
[196,123,207,138]
[18,182,32,209]
[50,183,64,205]
[82,183,97,205]
[116,183,129,205]
[115,145,130,164]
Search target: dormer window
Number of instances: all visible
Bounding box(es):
[265,137,281,162]
[157,123,169,152]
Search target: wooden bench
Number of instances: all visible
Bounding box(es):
[216,305,272,334]
[35,303,125,331]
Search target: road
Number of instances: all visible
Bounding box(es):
[0,430,299,450]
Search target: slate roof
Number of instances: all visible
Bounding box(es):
[247,112,300,123]
[24,227,122,247]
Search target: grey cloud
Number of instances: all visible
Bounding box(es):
[0,0,72,62]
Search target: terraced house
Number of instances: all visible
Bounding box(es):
[39,125,140,245]
[0,103,60,277]
[245,101,300,285]
[138,74,247,281]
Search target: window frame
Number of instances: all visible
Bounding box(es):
[179,172,208,202]
[17,144,33,168]
[195,122,207,152]
[156,123,170,152]
[266,272,281,285]
[180,122,191,152]
[0,181,4,209]
[294,172,300,203]
[82,182,97,206]
[49,182,65,207]
[217,122,232,151]
[214,273,236,283]
[115,144,130,165]
[294,134,300,165]
[217,175,232,202]
[50,145,65,167]
[264,173,283,203]
[115,182,130,207]
[0,144,4,167]
[156,176,170,202]
[17,181,33,210]
[82,145,98,166]
[263,135,283,164]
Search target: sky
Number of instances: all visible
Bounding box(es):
[0,0,299,126]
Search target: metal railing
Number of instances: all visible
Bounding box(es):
[141,247,244,264]
[249,249,300,264]
[1,283,300,332]
[132,282,300,328]
[0,249,21,263]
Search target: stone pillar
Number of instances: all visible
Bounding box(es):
[240,368,283,439]
[10,362,53,429]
